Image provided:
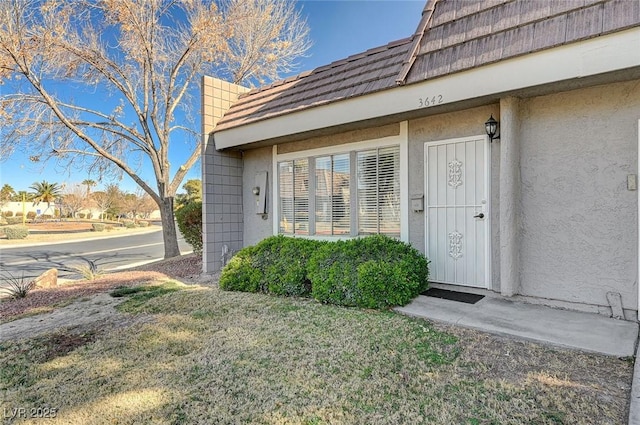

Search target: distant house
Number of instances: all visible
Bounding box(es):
[202,0,640,320]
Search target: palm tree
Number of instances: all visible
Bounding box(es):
[0,184,15,204]
[81,179,97,197]
[29,181,63,209]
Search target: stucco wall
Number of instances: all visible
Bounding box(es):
[407,105,501,291]
[243,147,274,247]
[519,79,640,311]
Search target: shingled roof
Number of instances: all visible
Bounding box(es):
[214,0,640,133]
[399,0,640,85]
[214,37,414,131]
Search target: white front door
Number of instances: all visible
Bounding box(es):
[424,136,490,288]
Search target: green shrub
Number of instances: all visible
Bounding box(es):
[3,225,29,240]
[6,217,23,225]
[78,213,86,219]
[3,211,13,217]
[26,211,36,220]
[87,213,93,219]
[222,237,314,295]
[137,220,149,227]
[105,224,114,232]
[219,247,262,292]
[122,219,136,228]
[220,234,429,310]
[175,201,202,254]
[15,211,23,217]
[308,235,429,309]
[92,223,105,232]
[221,236,322,296]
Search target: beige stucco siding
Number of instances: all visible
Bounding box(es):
[519,80,640,311]
[243,147,274,247]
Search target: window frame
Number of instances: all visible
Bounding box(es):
[272,121,409,242]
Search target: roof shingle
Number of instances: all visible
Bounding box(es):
[214,0,640,134]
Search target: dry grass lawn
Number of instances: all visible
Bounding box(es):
[0,256,633,425]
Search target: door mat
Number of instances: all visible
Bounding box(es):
[422,288,485,304]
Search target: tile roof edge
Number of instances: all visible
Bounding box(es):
[396,0,439,86]
[236,36,414,100]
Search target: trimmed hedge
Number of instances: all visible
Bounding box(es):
[175,201,202,254]
[122,219,136,228]
[26,211,36,219]
[220,235,429,309]
[3,225,29,239]
[308,235,430,308]
[138,220,149,227]
[3,211,13,217]
[220,236,322,297]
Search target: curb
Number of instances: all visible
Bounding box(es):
[0,226,162,249]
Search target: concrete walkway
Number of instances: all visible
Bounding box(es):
[395,294,638,357]
[396,294,640,424]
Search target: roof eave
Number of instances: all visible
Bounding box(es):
[214,27,640,150]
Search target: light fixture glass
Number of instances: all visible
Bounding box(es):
[485,115,499,141]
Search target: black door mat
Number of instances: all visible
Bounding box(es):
[422,288,485,304]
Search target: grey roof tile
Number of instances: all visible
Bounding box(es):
[492,0,522,32]
[215,0,640,133]
[603,0,640,32]
[502,25,535,57]
[532,14,568,51]
[566,3,605,41]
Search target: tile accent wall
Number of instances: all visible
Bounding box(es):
[202,76,249,273]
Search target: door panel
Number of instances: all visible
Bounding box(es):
[425,137,489,288]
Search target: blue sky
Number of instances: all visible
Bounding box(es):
[0,1,424,195]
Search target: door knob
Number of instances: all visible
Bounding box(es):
[473,213,485,219]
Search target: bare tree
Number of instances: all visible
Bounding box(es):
[91,184,123,222]
[0,0,310,258]
[61,184,89,218]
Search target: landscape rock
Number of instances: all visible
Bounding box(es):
[34,268,58,288]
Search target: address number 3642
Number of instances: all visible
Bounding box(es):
[418,95,444,108]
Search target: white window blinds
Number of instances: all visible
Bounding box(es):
[357,146,400,237]
[315,154,350,236]
[278,144,399,238]
[278,159,309,235]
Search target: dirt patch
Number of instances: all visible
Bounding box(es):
[38,328,99,363]
[0,271,169,322]
[0,292,128,342]
[127,253,205,281]
[0,256,203,340]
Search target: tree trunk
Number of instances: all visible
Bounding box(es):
[159,196,181,258]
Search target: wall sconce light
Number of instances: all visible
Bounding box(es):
[252,186,260,196]
[485,115,500,141]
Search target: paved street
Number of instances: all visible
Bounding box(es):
[0,229,192,283]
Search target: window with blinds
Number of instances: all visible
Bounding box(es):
[278,159,309,235]
[357,146,400,237]
[315,154,350,236]
[278,144,399,238]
